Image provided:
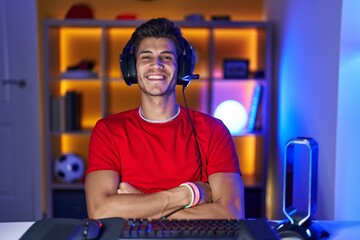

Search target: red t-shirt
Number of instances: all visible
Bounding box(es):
[86,106,240,193]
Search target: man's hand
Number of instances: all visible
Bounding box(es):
[165,173,244,219]
[117,182,144,194]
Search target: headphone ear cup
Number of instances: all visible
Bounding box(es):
[177,40,195,86]
[127,54,137,85]
[120,46,137,86]
[177,54,186,85]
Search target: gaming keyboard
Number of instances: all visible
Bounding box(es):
[19,216,280,240]
[118,218,279,239]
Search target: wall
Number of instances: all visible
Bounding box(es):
[37,0,264,21]
[266,0,360,221]
[336,0,360,221]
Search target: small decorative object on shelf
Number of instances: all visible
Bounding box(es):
[61,59,98,79]
[65,4,94,19]
[223,59,249,79]
[61,70,98,79]
[115,14,137,20]
[185,14,205,21]
[211,15,231,21]
[54,153,85,183]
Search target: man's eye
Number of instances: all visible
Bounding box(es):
[162,56,173,61]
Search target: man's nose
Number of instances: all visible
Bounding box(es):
[151,57,164,69]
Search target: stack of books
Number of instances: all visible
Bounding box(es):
[50,91,82,132]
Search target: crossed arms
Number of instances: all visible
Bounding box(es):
[85,170,245,220]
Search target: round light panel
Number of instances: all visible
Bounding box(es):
[213,100,248,135]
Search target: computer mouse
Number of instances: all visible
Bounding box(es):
[68,219,103,240]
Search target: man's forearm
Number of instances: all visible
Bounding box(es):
[87,186,190,219]
[165,201,244,220]
[86,171,192,219]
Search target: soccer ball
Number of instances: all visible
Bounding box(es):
[54,153,85,183]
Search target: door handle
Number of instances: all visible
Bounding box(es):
[2,79,27,88]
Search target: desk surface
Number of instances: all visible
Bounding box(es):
[316,221,360,239]
[0,220,359,239]
[0,222,33,239]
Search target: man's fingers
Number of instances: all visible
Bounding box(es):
[118,182,143,194]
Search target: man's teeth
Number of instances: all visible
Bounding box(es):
[147,75,165,80]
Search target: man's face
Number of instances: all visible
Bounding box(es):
[136,37,178,97]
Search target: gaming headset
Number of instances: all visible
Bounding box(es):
[119,37,199,87]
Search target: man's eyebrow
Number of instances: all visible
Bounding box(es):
[161,50,176,55]
[137,50,176,57]
[137,50,152,57]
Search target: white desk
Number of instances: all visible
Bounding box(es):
[0,222,34,239]
[0,220,359,239]
[316,221,360,239]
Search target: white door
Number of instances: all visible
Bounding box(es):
[0,0,42,221]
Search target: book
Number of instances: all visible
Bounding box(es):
[59,96,66,132]
[65,91,82,131]
[50,97,60,131]
[247,84,262,132]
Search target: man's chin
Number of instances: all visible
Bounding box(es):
[139,81,176,96]
[140,87,165,97]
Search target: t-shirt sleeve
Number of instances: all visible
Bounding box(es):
[86,120,120,175]
[206,120,241,176]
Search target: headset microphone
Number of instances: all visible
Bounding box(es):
[181,74,200,87]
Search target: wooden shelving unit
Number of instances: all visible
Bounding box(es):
[42,19,272,218]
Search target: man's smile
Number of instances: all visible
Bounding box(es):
[146,73,167,80]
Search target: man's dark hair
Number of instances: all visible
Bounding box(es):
[129,18,185,59]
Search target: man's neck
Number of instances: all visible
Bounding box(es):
[140,95,179,122]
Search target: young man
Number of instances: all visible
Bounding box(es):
[85,18,245,220]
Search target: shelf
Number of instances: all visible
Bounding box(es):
[50,130,93,135]
[213,78,267,82]
[52,183,85,190]
[43,19,270,28]
[52,78,100,81]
